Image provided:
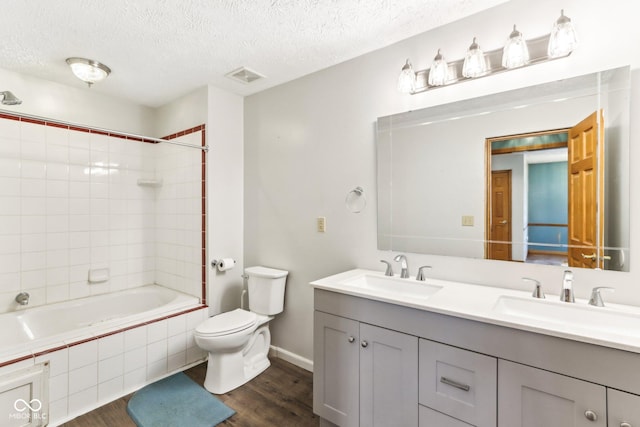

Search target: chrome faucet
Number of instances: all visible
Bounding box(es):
[588,286,614,307]
[560,270,574,303]
[416,266,432,281]
[380,260,394,276]
[523,277,545,299]
[15,292,29,306]
[393,254,409,278]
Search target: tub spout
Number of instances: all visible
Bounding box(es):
[15,292,29,306]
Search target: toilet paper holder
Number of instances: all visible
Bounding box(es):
[211,259,236,269]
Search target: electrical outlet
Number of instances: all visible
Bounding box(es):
[317,217,326,233]
[462,215,474,226]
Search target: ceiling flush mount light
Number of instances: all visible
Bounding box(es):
[427,49,448,86]
[66,57,111,87]
[462,37,488,78]
[502,25,529,69]
[397,59,416,94]
[548,9,578,58]
[399,11,577,95]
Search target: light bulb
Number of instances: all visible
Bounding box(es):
[428,49,448,86]
[548,10,578,58]
[462,37,488,78]
[397,59,416,93]
[502,25,529,69]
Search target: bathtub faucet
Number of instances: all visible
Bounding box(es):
[15,292,29,306]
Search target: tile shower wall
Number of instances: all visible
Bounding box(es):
[0,114,204,314]
[155,130,204,299]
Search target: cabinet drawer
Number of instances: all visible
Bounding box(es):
[608,389,640,427]
[419,339,497,427]
[419,405,473,427]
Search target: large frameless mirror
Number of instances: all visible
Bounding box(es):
[377,66,630,271]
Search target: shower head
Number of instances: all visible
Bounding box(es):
[0,91,22,105]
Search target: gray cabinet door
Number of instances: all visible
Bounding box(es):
[359,323,418,427]
[498,360,606,427]
[608,389,640,427]
[313,311,360,427]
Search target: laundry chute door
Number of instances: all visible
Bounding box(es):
[568,111,604,269]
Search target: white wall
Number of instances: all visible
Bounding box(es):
[0,68,155,135]
[244,0,640,364]
[206,86,244,316]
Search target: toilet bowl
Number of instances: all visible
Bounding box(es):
[194,266,288,394]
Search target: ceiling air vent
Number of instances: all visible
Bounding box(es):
[225,67,265,84]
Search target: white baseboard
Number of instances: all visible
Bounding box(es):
[269,345,313,372]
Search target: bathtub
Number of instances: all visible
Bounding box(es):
[0,284,202,362]
[0,285,207,426]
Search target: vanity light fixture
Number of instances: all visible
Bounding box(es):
[548,9,578,58]
[66,57,111,87]
[462,37,488,78]
[427,49,448,86]
[397,59,416,94]
[397,10,577,95]
[502,25,529,69]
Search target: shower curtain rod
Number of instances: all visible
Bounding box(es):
[0,109,209,152]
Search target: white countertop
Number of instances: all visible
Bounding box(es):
[311,269,640,354]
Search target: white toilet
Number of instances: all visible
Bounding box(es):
[194,266,288,394]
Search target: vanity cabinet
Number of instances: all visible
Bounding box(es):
[313,311,418,427]
[313,287,640,427]
[608,389,640,427]
[498,360,606,426]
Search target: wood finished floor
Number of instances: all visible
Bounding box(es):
[63,358,319,427]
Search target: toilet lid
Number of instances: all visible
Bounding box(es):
[196,309,257,337]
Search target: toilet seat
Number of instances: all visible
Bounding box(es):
[195,309,257,337]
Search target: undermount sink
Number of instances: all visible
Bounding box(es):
[340,274,442,301]
[493,295,640,338]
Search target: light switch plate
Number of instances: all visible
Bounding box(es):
[462,215,474,226]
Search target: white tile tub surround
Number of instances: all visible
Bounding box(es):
[0,115,206,314]
[0,307,208,426]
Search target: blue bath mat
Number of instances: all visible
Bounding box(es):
[127,372,235,427]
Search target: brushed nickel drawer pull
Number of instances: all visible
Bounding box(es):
[440,376,470,391]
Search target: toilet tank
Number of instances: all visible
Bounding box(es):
[245,266,288,315]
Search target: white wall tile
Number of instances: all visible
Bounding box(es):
[167,351,186,372]
[68,362,97,394]
[68,385,97,417]
[49,373,69,402]
[146,358,167,381]
[168,332,187,356]
[98,354,124,383]
[167,315,186,337]
[146,320,167,344]
[68,340,98,370]
[123,366,146,391]
[124,346,146,373]
[21,160,46,179]
[124,326,147,350]
[98,375,123,403]
[48,397,68,425]
[98,334,124,360]
[147,340,166,364]
[20,122,46,143]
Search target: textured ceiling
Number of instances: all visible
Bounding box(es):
[2,0,505,107]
